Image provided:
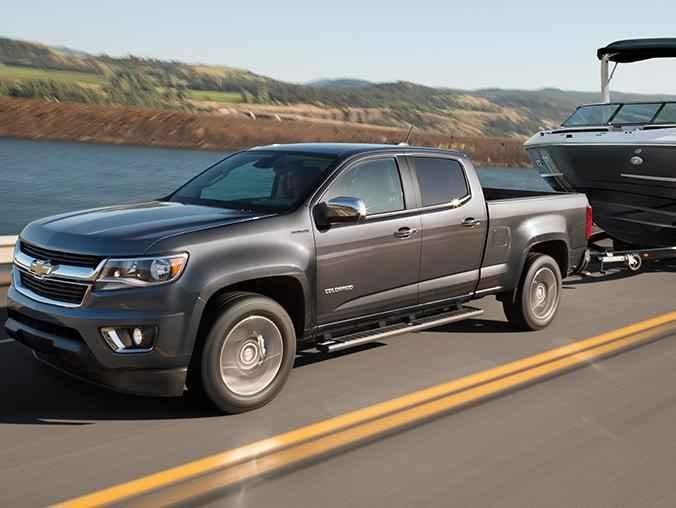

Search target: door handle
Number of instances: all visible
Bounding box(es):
[394,227,417,239]
[462,217,481,228]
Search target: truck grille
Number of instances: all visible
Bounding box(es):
[19,271,89,305]
[20,241,104,269]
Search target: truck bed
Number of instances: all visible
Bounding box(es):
[476,186,590,294]
[482,187,561,202]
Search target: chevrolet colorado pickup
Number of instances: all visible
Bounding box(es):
[4,143,591,413]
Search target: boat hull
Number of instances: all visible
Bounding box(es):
[527,143,676,247]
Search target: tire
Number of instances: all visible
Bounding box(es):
[503,254,562,331]
[187,292,296,414]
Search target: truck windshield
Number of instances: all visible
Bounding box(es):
[170,151,338,213]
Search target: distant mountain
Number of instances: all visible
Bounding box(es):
[49,45,92,58]
[0,36,101,72]
[307,78,373,89]
[2,35,675,138]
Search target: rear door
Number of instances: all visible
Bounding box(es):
[407,156,488,303]
[313,155,422,325]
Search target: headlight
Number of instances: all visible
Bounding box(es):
[95,253,188,290]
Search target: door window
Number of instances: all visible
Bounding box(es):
[324,158,405,215]
[412,158,469,207]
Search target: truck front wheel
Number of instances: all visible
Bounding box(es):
[189,292,297,413]
[503,254,562,331]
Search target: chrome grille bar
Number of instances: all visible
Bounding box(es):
[11,242,104,307]
[14,249,105,282]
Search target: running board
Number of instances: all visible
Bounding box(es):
[316,306,484,353]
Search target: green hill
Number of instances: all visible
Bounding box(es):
[1,35,674,138]
[307,78,373,89]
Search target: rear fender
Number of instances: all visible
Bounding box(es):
[504,232,569,303]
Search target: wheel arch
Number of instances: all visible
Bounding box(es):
[527,238,569,276]
[501,235,569,304]
[184,271,311,361]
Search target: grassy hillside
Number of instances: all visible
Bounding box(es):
[2,35,675,139]
[0,63,103,84]
[307,78,373,89]
[0,97,529,166]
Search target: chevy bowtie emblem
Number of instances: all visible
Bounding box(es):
[30,259,57,278]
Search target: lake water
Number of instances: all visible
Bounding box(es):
[0,137,549,235]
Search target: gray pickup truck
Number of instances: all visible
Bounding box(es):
[4,143,590,412]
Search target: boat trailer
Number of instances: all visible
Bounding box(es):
[579,232,676,274]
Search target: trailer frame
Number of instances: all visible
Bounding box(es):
[579,232,676,274]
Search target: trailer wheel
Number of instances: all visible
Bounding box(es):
[503,254,562,331]
[187,292,296,413]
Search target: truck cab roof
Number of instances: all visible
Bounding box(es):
[250,143,468,160]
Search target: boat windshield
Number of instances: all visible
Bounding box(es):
[610,103,661,124]
[655,103,676,123]
[563,104,619,127]
[562,101,676,127]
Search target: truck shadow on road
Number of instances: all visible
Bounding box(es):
[294,343,385,368]
[0,319,508,425]
[0,343,213,425]
[429,318,516,334]
[0,338,388,425]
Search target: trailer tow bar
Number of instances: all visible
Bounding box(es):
[580,246,676,275]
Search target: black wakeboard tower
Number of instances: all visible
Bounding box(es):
[598,38,676,102]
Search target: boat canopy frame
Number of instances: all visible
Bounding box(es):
[597,38,676,103]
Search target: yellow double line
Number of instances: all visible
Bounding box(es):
[56,311,676,507]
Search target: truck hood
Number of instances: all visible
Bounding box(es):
[20,201,265,256]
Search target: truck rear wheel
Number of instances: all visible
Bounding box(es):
[503,254,562,331]
[188,292,296,413]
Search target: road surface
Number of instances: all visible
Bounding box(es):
[1,261,675,506]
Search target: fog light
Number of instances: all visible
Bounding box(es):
[132,328,144,346]
[101,326,156,353]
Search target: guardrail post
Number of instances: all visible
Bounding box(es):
[0,236,17,286]
[0,236,17,264]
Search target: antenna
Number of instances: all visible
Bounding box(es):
[398,125,415,146]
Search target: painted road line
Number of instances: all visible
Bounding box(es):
[0,339,15,344]
[124,322,676,508]
[54,312,676,508]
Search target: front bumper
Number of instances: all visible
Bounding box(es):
[4,271,202,397]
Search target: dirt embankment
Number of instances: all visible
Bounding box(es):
[0,98,529,166]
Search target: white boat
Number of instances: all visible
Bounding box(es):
[525,39,676,248]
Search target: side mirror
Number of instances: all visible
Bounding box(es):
[315,196,367,227]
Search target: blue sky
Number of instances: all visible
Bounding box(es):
[3,0,676,94]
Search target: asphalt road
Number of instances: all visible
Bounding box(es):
[1,261,676,507]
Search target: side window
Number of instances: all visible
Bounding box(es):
[324,158,405,215]
[413,158,469,207]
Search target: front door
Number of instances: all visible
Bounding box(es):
[313,156,421,325]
